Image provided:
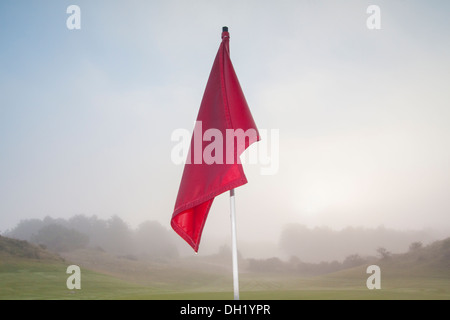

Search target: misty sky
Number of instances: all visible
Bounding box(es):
[1,1,449,252]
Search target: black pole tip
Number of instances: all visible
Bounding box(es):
[222,26,228,32]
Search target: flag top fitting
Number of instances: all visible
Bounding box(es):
[222,26,229,40]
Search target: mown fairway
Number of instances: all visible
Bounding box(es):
[1,257,449,300]
[1,235,449,300]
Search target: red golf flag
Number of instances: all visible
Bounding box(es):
[171,28,260,252]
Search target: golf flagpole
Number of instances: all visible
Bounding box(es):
[171,25,259,290]
[230,188,240,300]
[223,25,240,301]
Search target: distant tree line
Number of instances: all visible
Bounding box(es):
[245,238,450,275]
[5,215,178,260]
[245,253,375,276]
[244,223,441,275]
[279,224,435,263]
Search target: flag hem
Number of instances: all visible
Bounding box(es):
[171,175,247,252]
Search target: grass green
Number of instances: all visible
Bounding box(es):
[1,235,449,300]
[1,258,448,300]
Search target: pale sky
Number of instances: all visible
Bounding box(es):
[1,1,449,251]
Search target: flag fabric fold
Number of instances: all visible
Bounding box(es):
[171,29,260,252]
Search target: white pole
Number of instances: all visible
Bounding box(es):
[229,188,240,300]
